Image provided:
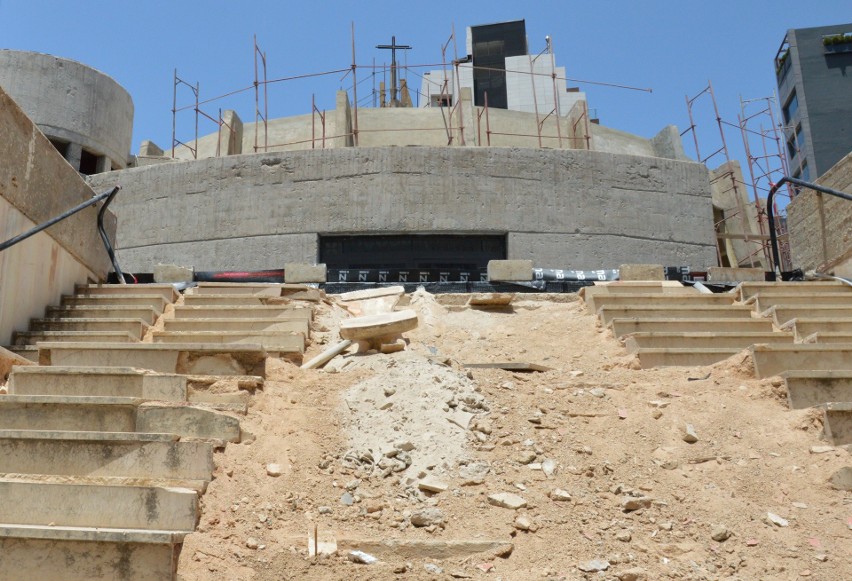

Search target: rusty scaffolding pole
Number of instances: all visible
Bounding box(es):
[254,35,269,153]
[171,70,199,159]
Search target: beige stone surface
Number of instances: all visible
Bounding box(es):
[487,259,533,282]
[619,263,664,281]
[284,262,326,283]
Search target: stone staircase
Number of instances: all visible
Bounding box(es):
[583,279,852,447]
[0,282,314,580]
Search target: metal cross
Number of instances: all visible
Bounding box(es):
[376,35,411,105]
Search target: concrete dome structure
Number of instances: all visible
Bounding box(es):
[0,50,133,174]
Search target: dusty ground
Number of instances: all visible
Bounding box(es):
[177,290,851,581]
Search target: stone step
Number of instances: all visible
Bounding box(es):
[0,431,213,482]
[610,317,774,337]
[737,281,849,300]
[802,332,852,344]
[584,292,735,313]
[163,317,309,336]
[782,370,852,409]
[172,305,312,321]
[8,366,186,400]
[634,348,742,368]
[61,294,169,313]
[76,283,179,302]
[597,305,753,325]
[625,332,793,352]
[1,346,38,362]
[823,402,852,446]
[0,396,240,441]
[750,343,852,378]
[782,318,852,339]
[767,305,852,327]
[0,479,197,531]
[183,294,278,305]
[579,281,692,299]
[152,330,304,352]
[37,342,271,375]
[0,524,186,581]
[28,317,147,338]
[747,292,852,312]
[45,305,158,325]
[12,330,137,345]
[191,282,284,296]
[0,395,141,432]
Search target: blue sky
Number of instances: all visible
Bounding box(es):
[1,0,849,182]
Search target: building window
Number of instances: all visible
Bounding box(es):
[786,124,804,159]
[783,91,798,124]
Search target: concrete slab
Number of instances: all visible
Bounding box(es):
[285,262,327,283]
[76,283,179,302]
[0,480,197,530]
[803,332,852,344]
[0,395,140,432]
[468,293,515,307]
[163,317,309,336]
[597,305,754,325]
[747,293,852,313]
[488,260,533,282]
[172,305,312,321]
[136,404,241,442]
[823,402,852,446]
[0,528,184,581]
[782,318,852,339]
[585,292,735,314]
[45,306,158,325]
[8,366,186,400]
[12,330,137,345]
[707,267,765,282]
[2,346,38,362]
[37,342,270,375]
[619,264,664,281]
[737,281,849,301]
[625,332,793,352]
[192,282,282,296]
[61,295,169,313]
[750,343,852,378]
[153,263,193,284]
[0,431,213,481]
[182,294,270,305]
[782,371,852,409]
[636,348,742,368]
[152,330,304,352]
[768,305,852,327]
[610,317,774,337]
[339,286,405,302]
[29,317,147,338]
[339,310,418,341]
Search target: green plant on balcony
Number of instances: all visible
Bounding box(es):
[822,33,852,46]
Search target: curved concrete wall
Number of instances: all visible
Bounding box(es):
[89,147,717,272]
[0,50,133,169]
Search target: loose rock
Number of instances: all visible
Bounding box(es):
[550,488,572,502]
[487,492,528,510]
[410,507,445,528]
[711,526,732,542]
[266,463,283,477]
[578,559,609,572]
[767,512,789,527]
[682,424,699,444]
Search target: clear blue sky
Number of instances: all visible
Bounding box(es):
[2,1,849,178]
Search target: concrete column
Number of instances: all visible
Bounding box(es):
[65,143,82,171]
[139,141,164,157]
[458,87,475,146]
[219,110,243,155]
[335,90,354,148]
[95,155,112,174]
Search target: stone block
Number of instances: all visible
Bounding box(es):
[707,267,765,282]
[619,264,664,281]
[154,263,194,283]
[284,263,327,283]
[487,260,533,282]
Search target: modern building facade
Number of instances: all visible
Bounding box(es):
[775,23,852,182]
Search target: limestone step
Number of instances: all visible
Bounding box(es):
[0,431,213,482]
[163,317,309,336]
[782,370,852,409]
[8,366,186,400]
[172,305,312,321]
[610,317,774,337]
[152,330,304,352]
[625,332,793,352]
[45,305,159,325]
[584,292,735,313]
[598,305,753,325]
[182,294,278,305]
[76,282,179,302]
[782,318,852,339]
[0,524,186,581]
[1,345,38,362]
[29,317,147,338]
[12,330,137,345]
[747,292,852,312]
[191,282,284,296]
[737,281,849,301]
[0,395,141,432]
[767,305,852,327]
[802,332,852,344]
[61,294,170,313]
[579,281,693,299]
[750,343,852,378]
[634,348,742,368]
[0,479,197,531]
[136,403,241,442]
[822,402,852,446]
[37,342,271,375]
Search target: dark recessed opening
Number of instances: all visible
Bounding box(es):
[320,234,507,270]
[48,139,69,157]
[79,148,98,175]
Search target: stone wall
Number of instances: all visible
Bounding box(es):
[0,87,117,344]
[90,146,716,272]
[787,152,852,271]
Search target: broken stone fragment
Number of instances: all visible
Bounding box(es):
[266,463,283,477]
[621,496,653,512]
[711,526,732,542]
[410,507,446,528]
[682,424,699,443]
[458,461,490,485]
[487,492,527,510]
[418,477,449,493]
[550,489,572,501]
[577,559,609,572]
[513,515,535,531]
[516,450,537,465]
[541,458,557,477]
[766,512,789,527]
